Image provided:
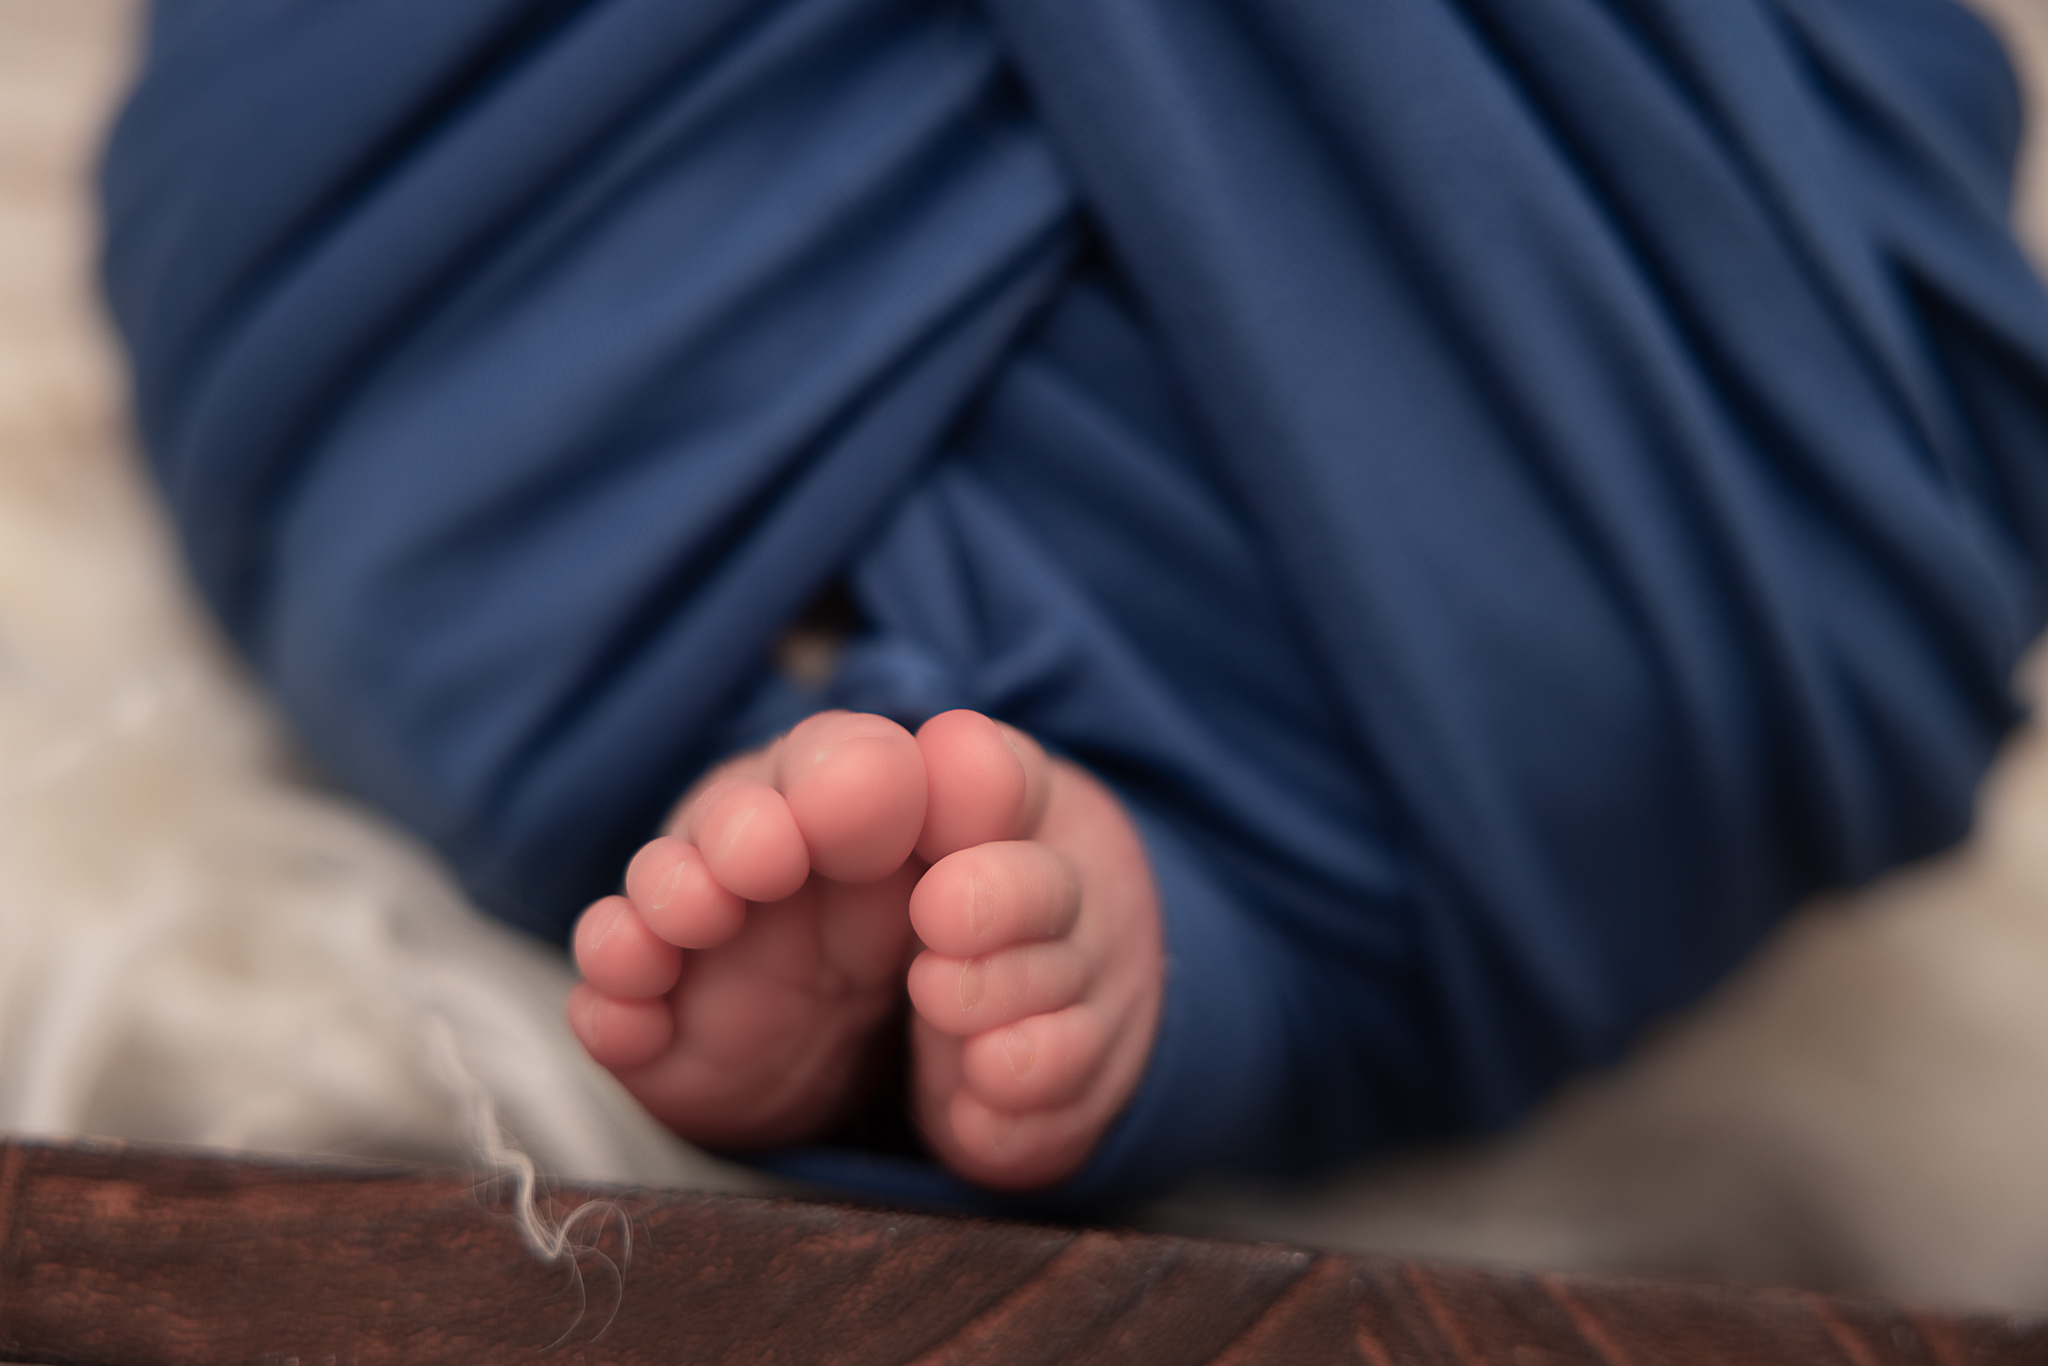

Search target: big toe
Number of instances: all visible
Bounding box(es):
[915,710,1048,862]
[777,711,927,883]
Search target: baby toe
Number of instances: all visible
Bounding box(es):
[690,775,810,902]
[939,1088,1101,1192]
[957,1005,1106,1112]
[909,840,1079,959]
[625,836,747,949]
[777,711,926,883]
[566,984,675,1071]
[573,894,684,998]
[905,939,1087,1037]
[914,710,1041,861]
[921,712,1032,860]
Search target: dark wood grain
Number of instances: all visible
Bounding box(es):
[0,1137,2042,1366]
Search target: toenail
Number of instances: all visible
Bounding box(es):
[957,957,985,1012]
[967,873,991,940]
[587,899,622,953]
[717,805,751,854]
[651,859,681,911]
[1003,1027,1034,1079]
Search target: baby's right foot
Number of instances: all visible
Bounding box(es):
[904,713,1163,1189]
[568,709,1164,1190]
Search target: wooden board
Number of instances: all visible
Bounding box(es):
[0,1136,2042,1365]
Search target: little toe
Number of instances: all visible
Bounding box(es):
[957,1006,1106,1112]
[914,710,1049,861]
[909,840,1079,959]
[776,711,927,883]
[573,895,685,998]
[938,1086,1104,1192]
[906,940,1088,1037]
[567,983,675,1071]
[688,775,810,903]
[625,836,747,949]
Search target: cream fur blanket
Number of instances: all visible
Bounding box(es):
[7,0,2048,1310]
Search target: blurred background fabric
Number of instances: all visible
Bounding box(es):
[7,0,2048,1309]
[0,0,759,1198]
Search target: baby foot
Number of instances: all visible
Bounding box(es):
[905,711,1163,1190]
[567,708,1164,1191]
[567,710,927,1148]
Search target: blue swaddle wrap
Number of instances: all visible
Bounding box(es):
[103,0,2048,1207]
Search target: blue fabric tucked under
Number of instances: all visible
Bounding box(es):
[102,0,2048,1207]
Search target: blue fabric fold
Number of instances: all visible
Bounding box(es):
[102,0,2048,1203]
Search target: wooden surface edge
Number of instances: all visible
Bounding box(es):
[1,1136,2043,1365]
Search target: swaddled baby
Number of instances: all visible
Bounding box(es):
[101,0,2048,1206]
